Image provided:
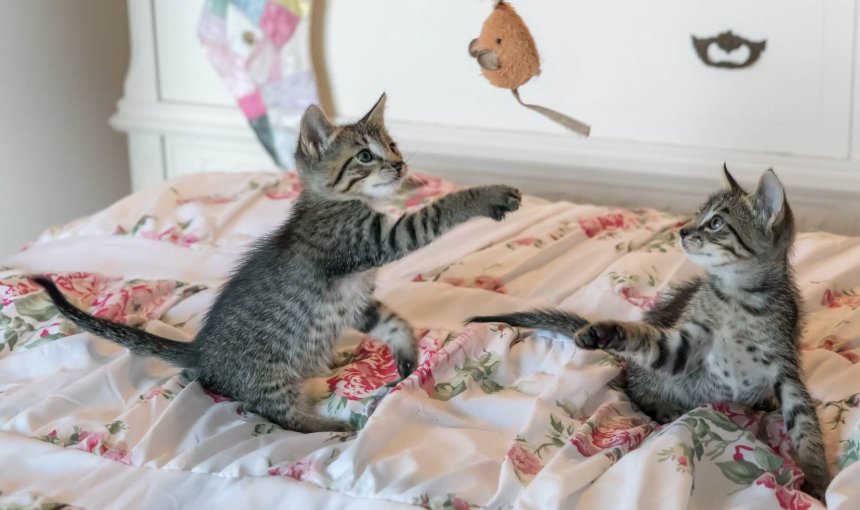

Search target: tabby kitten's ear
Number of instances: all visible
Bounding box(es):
[360,93,387,126]
[299,105,335,158]
[722,163,743,193]
[751,169,786,229]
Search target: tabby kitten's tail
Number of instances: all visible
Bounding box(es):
[33,276,198,368]
[468,309,589,336]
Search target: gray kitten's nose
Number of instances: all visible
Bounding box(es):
[392,161,405,176]
[679,228,690,239]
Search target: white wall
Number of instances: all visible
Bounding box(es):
[0,0,131,257]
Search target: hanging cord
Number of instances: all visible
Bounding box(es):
[512,88,591,136]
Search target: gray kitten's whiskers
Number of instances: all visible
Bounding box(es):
[471,166,830,499]
[35,93,522,434]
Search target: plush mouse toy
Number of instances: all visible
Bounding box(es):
[469,1,590,136]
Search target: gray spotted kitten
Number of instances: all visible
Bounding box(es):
[471,166,830,498]
[34,93,522,433]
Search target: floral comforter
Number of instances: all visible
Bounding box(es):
[1,171,859,510]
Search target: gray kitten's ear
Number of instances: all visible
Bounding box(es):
[751,169,786,228]
[299,105,335,157]
[360,93,387,126]
[722,163,743,193]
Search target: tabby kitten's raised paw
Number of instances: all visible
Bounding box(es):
[474,185,522,220]
[574,321,628,350]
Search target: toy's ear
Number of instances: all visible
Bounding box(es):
[469,38,479,57]
[360,93,387,126]
[477,51,500,71]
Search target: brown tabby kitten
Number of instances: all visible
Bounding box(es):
[471,167,830,498]
[35,93,522,433]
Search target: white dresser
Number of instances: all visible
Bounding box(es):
[112,0,860,234]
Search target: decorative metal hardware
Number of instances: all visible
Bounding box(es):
[692,31,766,69]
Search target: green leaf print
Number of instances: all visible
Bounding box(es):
[753,447,784,473]
[434,381,468,402]
[106,420,127,435]
[2,315,35,351]
[433,351,503,401]
[349,412,368,431]
[840,436,860,470]
[716,459,764,485]
[14,293,58,322]
[252,423,279,437]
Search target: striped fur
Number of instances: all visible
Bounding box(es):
[471,166,830,499]
[34,94,521,433]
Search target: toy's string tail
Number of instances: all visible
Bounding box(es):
[512,88,591,137]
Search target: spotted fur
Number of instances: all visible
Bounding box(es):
[470,166,829,498]
[34,93,521,434]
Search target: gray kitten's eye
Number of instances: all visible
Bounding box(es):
[708,215,724,230]
[356,149,373,163]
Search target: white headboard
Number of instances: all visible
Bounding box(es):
[112,0,860,234]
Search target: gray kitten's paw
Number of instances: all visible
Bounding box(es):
[475,185,522,221]
[394,346,419,379]
[574,321,627,350]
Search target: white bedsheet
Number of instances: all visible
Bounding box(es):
[2,171,859,510]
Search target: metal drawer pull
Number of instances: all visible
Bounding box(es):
[691,30,766,69]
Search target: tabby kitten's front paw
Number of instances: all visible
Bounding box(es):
[474,185,522,221]
[394,346,419,379]
[574,321,628,350]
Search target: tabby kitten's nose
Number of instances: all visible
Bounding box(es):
[679,228,690,239]
[393,161,405,176]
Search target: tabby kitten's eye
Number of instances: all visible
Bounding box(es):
[356,149,373,163]
[388,142,397,153]
[708,215,724,230]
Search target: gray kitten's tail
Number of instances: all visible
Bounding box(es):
[468,309,589,337]
[32,276,198,368]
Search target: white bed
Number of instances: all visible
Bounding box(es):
[1,170,859,509]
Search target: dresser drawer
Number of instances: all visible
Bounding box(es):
[325,0,854,158]
[154,0,235,107]
[164,135,278,178]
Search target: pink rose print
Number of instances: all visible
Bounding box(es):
[711,402,760,429]
[141,227,201,248]
[810,335,860,364]
[756,473,813,510]
[268,458,311,481]
[571,404,650,458]
[402,174,457,209]
[450,497,471,510]
[507,443,542,476]
[326,339,398,401]
[73,431,131,465]
[677,455,689,468]
[577,211,638,238]
[263,177,302,200]
[733,444,754,461]
[515,236,535,246]
[618,287,657,311]
[473,276,507,294]
[821,289,860,309]
[205,388,234,403]
[442,276,466,286]
[91,281,177,325]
